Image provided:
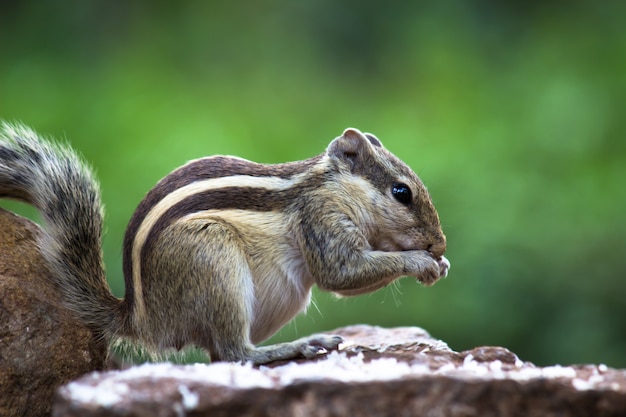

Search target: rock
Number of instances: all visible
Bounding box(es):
[54,324,626,417]
[0,209,106,417]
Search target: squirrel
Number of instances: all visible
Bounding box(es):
[0,122,450,365]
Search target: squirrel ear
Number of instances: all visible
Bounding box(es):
[327,128,370,169]
[364,133,382,148]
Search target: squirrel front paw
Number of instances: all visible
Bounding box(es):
[412,252,450,286]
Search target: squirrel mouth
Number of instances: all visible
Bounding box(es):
[370,237,403,252]
[371,235,423,252]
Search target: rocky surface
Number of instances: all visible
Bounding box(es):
[55,325,626,417]
[0,209,106,417]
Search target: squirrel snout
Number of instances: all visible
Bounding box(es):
[427,238,446,259]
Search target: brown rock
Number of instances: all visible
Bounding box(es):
[0,209,106,417]
[54,325,626,417]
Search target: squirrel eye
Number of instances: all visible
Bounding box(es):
[392,183,412,205]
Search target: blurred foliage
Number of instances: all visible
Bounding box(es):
[1,0,625,367]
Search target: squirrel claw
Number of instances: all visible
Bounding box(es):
[298,334,344,358]
[438,255,450,278]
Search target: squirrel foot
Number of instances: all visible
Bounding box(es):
[295,334,344,359]
[240,334,344,365]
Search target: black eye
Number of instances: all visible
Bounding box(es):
[392,183,412,205]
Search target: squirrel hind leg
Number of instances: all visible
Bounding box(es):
[155,218,342,365]
[144,218,257,362]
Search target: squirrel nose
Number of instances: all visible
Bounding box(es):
[427,237,446,258]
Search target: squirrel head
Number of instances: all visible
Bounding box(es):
[327,128,446,259]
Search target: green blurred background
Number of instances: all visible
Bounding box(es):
[1,1,625,367]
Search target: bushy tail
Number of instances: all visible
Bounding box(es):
[0,122,127,339]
